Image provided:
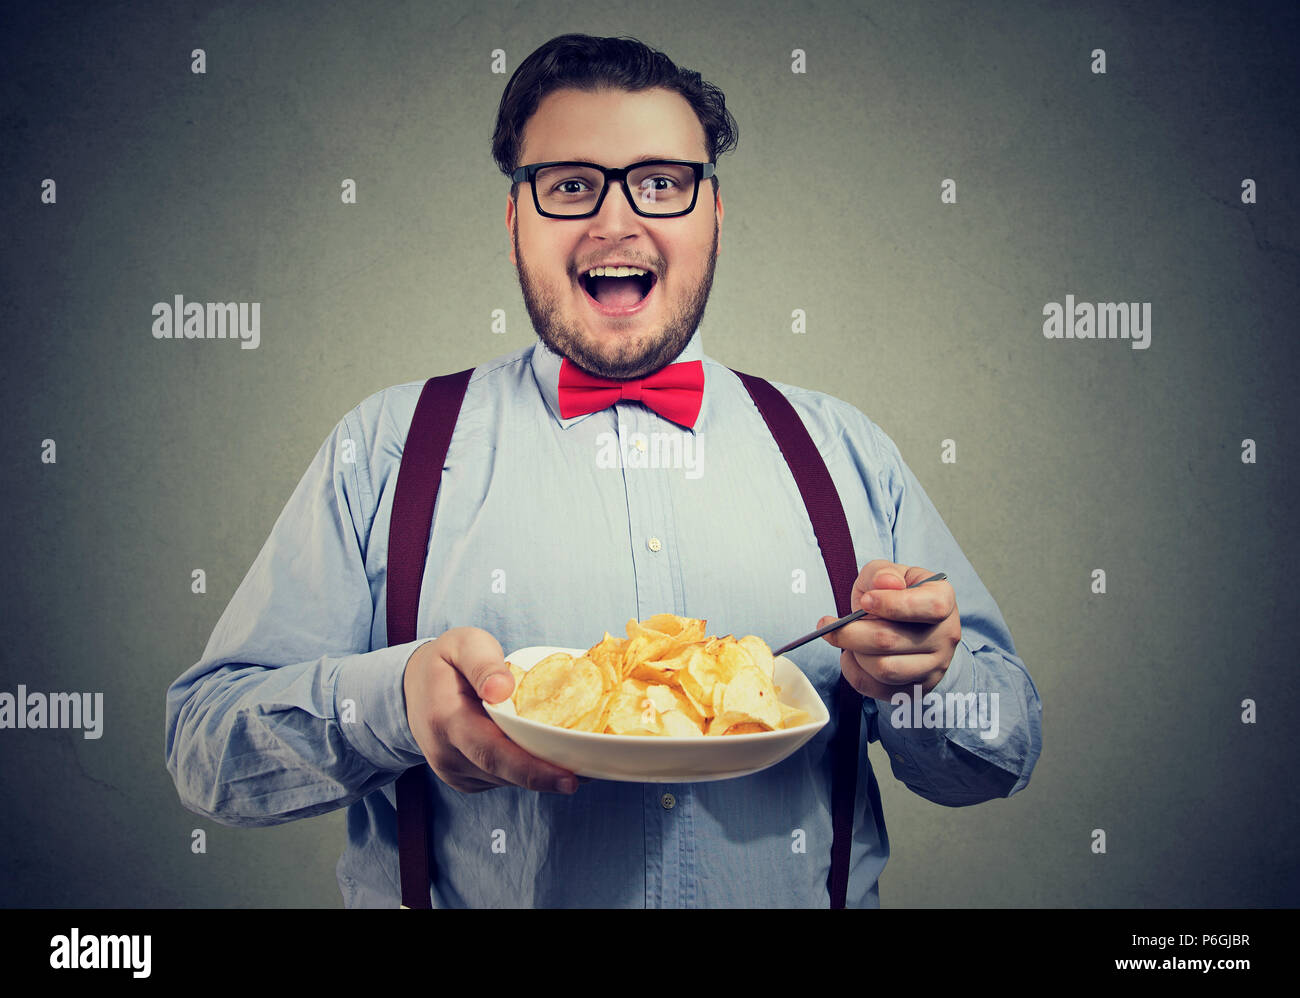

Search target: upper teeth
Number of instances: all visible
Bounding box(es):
[587,266,649,277]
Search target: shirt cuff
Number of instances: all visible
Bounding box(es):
[874,638,974,749]
[873,641,973,788]
[333,639,431,771]
[931,638,970,698]
[872,641,1023,804]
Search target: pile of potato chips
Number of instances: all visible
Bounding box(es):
[506,614,813,736]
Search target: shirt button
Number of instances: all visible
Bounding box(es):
[635,438,648,452]
[893,754,905,763]
[647,537,662,553]
[660,792,676,810]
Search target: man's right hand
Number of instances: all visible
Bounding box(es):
[402,627,579,794]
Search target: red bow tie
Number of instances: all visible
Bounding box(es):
[557,358,704,428]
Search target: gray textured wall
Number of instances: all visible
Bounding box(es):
[1,0,1297,907]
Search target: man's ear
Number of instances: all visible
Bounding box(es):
[505,195,517,266]
[715,190,724,257]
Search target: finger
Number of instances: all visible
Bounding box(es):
[455,777,506,793]
[902,566,940,587]
[859,580,954,624]
[480,672,514,705]
[437,752,511,792]
[840,649,939,700]
[856,648,944,688]
[436,665,579,793]
[839,651,907,700]
[865,561,910,591]
[817,615,847,653]
[448,708,579,794]
[849,559,910,609]
[850,560,897,602]
[441,627,513,702]
[821,616,935,656]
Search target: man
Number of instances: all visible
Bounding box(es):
[166,33,1042,908]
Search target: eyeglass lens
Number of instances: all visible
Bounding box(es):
[533,163,698,215]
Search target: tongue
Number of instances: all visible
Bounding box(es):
[591,276,645,308]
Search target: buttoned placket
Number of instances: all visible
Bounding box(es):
[614,400,696,907]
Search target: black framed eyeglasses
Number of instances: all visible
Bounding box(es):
[511,160,716,218]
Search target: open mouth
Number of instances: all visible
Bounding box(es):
[580,267,658,312]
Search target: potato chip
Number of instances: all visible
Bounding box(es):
[667,685,707,729]
[508,620,807,737]
[717,666,781,731]
[675,668,714,721]
[628,658,680,686]
[606,679,658,735]
[622,634,674,678]
[705,715,731,735]
[684,646,730,704]
[507,660,526,691]
[569,691,614,733]
[631,683,704,736]
[514,654,603,729]
[722,722,768,735]
[591,657,621,693]
[586,632,627,684]
[713,639,755,684]
[739,635,775,681]
[628,613,703,641]
[710,676,729,715]
[778,702,813,729]
[642,684,678,715]
[661,711,705,737]
[513,653,573,713]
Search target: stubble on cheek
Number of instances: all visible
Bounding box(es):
[511,214,718,379]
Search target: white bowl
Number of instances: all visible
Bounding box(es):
[483,646,830,783]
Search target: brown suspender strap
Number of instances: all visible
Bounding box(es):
[731,370,863,910]
[389,366,861,909]
[387,368,474,909]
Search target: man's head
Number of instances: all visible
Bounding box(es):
[493,35,738,379]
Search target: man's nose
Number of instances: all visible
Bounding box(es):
[585,179,646,239]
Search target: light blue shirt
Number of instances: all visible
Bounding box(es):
[165,331,1042,908]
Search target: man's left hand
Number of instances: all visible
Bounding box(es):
[818,560,961,699]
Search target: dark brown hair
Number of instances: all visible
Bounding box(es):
[492,34,738,200]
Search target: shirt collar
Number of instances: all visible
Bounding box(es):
[532,329,706,429]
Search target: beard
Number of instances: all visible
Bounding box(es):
[512,213,719,379]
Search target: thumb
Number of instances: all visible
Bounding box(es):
[480,672,515,705]
[870,568,908,590]
[441,626,513,702]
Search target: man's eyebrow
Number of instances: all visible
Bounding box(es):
[561,154,702,166]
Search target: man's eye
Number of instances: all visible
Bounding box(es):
[553,179,593,195]
[640,176,678,191]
